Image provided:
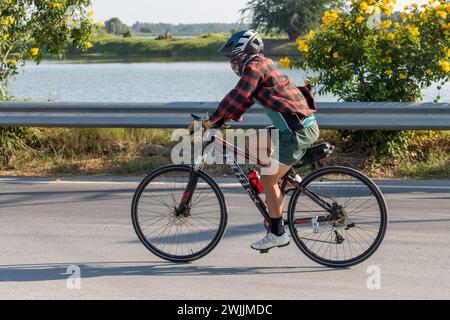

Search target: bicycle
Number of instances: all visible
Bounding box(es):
[131,114,388,268]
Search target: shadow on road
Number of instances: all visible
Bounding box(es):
[0,261,340,283]
[0,189,133,208]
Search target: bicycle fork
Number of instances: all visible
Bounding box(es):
[175,167,199,217]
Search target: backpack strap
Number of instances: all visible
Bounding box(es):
[297,84,317,111]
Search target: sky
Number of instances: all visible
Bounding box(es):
[90,0,430,25]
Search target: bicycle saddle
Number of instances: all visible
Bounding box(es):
[293,142,334,168]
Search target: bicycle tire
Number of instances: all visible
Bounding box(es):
[131,164,228,262]
[287,166,388,268]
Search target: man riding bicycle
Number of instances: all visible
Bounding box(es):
[189,30,319,251]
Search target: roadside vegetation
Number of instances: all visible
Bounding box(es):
[0,127,448,178]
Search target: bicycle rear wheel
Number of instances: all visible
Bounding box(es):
[287,166,387,268]
[131,164,227,262]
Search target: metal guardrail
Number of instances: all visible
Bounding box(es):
[0,101,449,130]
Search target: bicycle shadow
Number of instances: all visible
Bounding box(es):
[0,261,343,283]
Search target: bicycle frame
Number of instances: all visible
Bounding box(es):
[176,132,336,226]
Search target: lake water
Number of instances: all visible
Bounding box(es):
[11,61,449,102]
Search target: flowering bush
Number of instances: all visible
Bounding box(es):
[281,0,449,160]
[286,0,449,102]
[0,0,99,99]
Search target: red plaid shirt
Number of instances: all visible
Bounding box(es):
[210,55,316,123]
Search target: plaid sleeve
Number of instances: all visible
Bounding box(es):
[209,64,262,122]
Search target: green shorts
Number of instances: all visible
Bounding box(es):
[273,121,320,166]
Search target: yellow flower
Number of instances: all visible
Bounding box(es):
[9,59,16,66]
[380,20,392,29]
[438,60,450,73]
[407,25,420,37]
[437,11,447,19]
[30,47,39,56]
[360,1,369,12]
[322,10,340,27]
[311,77,319,85]
[296,38,309,52]
[446,48,450,57]
[386,56,392,63]
[3,34,10,41]
[366,5,375,14]
[402,12,408,22]
[97,21,105,28]
[88,11,95,18]
[52,2,62,9]
[345,20,352,30]
[426,69,433,75]
[404,5,409,11]
[88,18,94,24]
[5,0,12,4]
[333,52,340,58]
[355,16,365,24]
[305,30,314,41]
[383,4,395,16]
[320,24,328,32]
[420,12,428,22]
[85,41,93,49]
[3,16,14,26]
[399,73,408,79]
[279,57,290,69]
[386,32,395,40]
[385,69,394,76]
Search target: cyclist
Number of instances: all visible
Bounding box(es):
[189,30,319,251]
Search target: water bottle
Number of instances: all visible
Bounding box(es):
[247,170,263,194]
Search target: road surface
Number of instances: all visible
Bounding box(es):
[0,176,448,299]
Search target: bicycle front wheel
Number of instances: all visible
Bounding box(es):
[287,166,388,268]
[131,164,227,262]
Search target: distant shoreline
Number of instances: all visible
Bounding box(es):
[64,35,300,60]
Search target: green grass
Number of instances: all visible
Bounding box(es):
[397,152,450,178]
[72,34,229,59]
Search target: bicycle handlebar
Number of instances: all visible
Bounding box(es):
[190,113,230,131]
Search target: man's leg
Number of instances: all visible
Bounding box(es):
[250,160,292,251]
[260,163,291,219]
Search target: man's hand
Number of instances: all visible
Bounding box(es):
[188,119,214,134]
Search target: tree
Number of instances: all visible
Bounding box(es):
[0,0,96,99]
[290,0,449,102]
[104,17,130,36]
[241,0,343,40]
[130,22,249,35]
[284,0,449,159]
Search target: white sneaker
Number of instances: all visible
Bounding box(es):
[251,232,290,251]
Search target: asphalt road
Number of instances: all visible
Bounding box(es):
[0,176,448,300]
